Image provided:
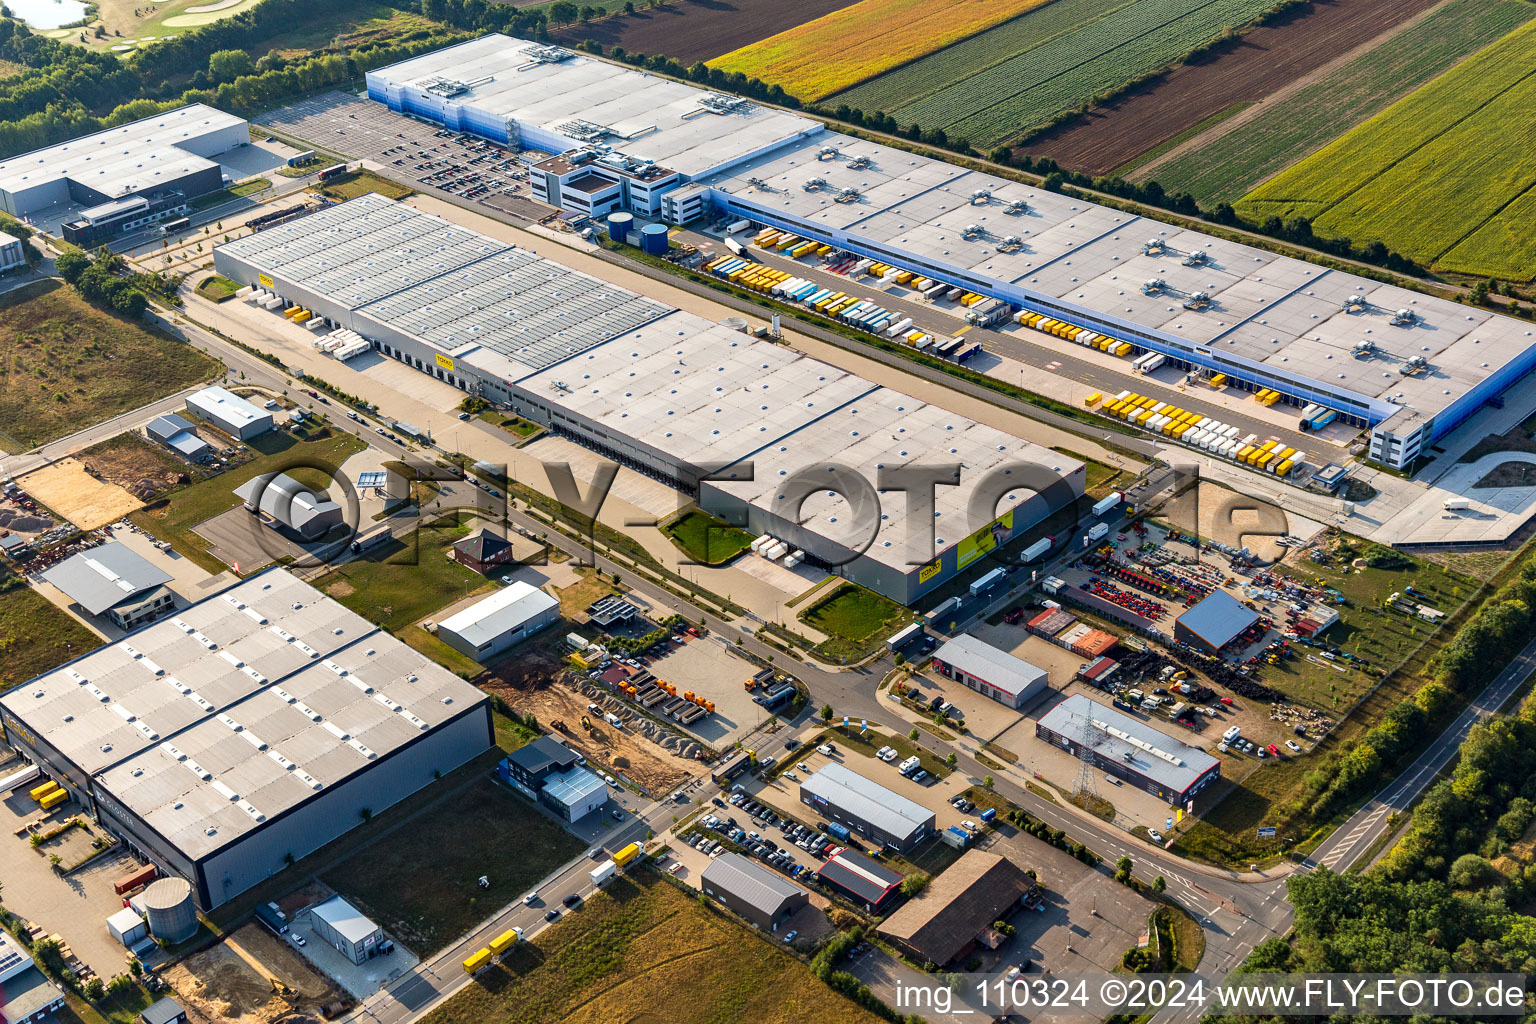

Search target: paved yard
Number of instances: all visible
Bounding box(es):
[644,637,765,746]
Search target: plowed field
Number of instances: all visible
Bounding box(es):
[1022,0,1443,175]
[551,0,854,65]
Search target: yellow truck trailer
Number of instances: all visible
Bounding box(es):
[30,780,59,802]
[613,842,642,867]
[489,930,519,956]
[463,949,492,975]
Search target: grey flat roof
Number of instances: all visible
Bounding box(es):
[703,851,805,911]
[799,761,933,842]
[312,895,379,943]
[366,36,816,177]
[931,634,1047,699]
[1176,589,1260,650]
[542,765,607,808]
[140,996,186,1024]
[2,570,488,862]
[506,734,579,776]
[1037,693,1218,794]
[437,581,557,648]
[188,386,269,432]
[0,965,64,1023]
[41,542,174,616]
[0,103,244,199]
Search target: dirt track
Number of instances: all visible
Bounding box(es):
[551,0,853,64]
[1021,0,1442,176]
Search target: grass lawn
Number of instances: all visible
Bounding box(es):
[0,280,219,450]
[258,0,446,54]
[806,724,951,780]
[327,775,584,956]
[555,571,617,622]
[313,520,496,632]
[190,178,271,210]
[314,170,414,202]
[1054,448,1126,501]
[662,509,754,566]
[476,409,541,438]
[129,428,365,574]
[419,873,886,1024]
[799,583,915,663]
[0,586,99,693]
[194,275,240,302]
[492,708,541,754]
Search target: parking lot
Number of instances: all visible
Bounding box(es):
[258,92,548,221]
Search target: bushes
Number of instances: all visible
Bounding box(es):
[55,248,149,316]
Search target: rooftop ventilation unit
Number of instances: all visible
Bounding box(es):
[1004,199,1029,214]
[1352,339,1375,358]
[1141,277,1166,296]
[802,176,828,192]
[744,176,773,192]
[555,119,613,143]
[698,92,750,115]
[1143,238,1166,255]
[1342,293,1367,314]
[997,235,1024,252]
[1399,355,1430,376]
[420,77,469,98]
[969,188,992,205]
[961,223,983,240]
[1182,290,1211,310]
[847,154,871,170]
[1391,308,1417,325]
[1180,250,1207,267]
[816,146,840,160]
[522,44,575,65]
[834,186,862,204]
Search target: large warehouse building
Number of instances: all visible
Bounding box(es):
[0,569,491,910]
[0,104,248,233]
[1036,694,1220,805]
[361,36,1536,469]
[215,195,1085,604]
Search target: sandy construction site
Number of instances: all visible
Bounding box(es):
[19,459,143,530]
[165,924,341,1024]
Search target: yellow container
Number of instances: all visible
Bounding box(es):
[29,780,60,802]
[489,930,519,955]
[1276,459,1295,476]
[1085,392,1102,407]
[1113,342,1132,356]
[40,789,68,810]
[463,949,492,974]
[1236,445,1256,462]
[894,271,914,285]
[614,842,642,867]
[815,244,832,255]
[1210,373,1227,386]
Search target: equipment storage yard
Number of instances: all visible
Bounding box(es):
[586,631,770,747]
[164,923,344,1024]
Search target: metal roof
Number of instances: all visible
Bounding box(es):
[366,36,817,178]
[816,849,902,903]
[878,849,1032,964]
[0,103,245,199]
[506,735,580,776]
[187,386,270,433]
[437,581,557,648]
[2,570,488,861]
[233,473,342,534]
[799,762,934,842]
[1037,693,1218,795]
[540,765,607,808]
[311,895,379,944]
[41,542,174,616]
[702,851,806,912]
[1175,589,1260,650]
[930,635,1048,699]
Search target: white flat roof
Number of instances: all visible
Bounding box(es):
[366,35,817,177]
[931,634,1047,698]
[799,762,933,842]
[189,385,269,431]
[2,570,487,862]
[0,104,244,199]
[438,581,557,648]
[1038,693,1218,795]
[312,895,379,944]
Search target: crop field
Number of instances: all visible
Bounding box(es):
[1237,18,1536,280]
[1024,0,1445,176]
[420,874,883,1024]
[1144,0,1536,202]
[829,0,1278,147]
[0,281,219,451]
[551,0,854,65]
[708,0,1053,103]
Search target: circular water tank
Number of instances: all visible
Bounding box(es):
[719,317,748,333]
[639,222,670,255]
[606,212,634,244]
[142,877,197,943]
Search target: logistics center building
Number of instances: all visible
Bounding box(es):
[0,570,492,910]
[361,36,1536,470]
[214,195,1085,605]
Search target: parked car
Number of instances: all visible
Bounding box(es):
[1147,829,1165,843]
[1286,740,1303,753]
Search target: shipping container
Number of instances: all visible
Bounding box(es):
[39,788,68,810]
[114,864,158,895]
[1092,492,1122,517]
[613,842,642,867]
[29,779,59,802]
[1022,536,1053,562]
[463,949,493,975]
[489,929,519,955]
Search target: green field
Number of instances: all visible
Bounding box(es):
[1145,0,1536,202]
[0,280,219,450]
[831,0,1278,146]
[661,509,754,566]
[420,873,886,1024]
[1237,17,1536,280]
[328,775,584,956]
[799,582,915,662]
[129,428,364,574]
[0,585,100,692]
[313,170,414,202]
[314,519,497,632]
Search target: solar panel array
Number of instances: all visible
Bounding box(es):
[361,247,669,366]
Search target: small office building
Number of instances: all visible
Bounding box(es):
[186,385,273,440]
[498,735,581,798]
[799,763,935,851]
[41,542,175,630]
[436,581,560,662]
[0,231,26,271]
[0,931,67,1024]
[146,413,211,462]
[452,529,516,574]
[701,852,808,931]
[138,997,188,1024]
[540,765,609,822]
[310,895,384,964]
[1036,694,1221,804]
[234,472,345,540]
[929,635,1049,710]
[816,850,903,913]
